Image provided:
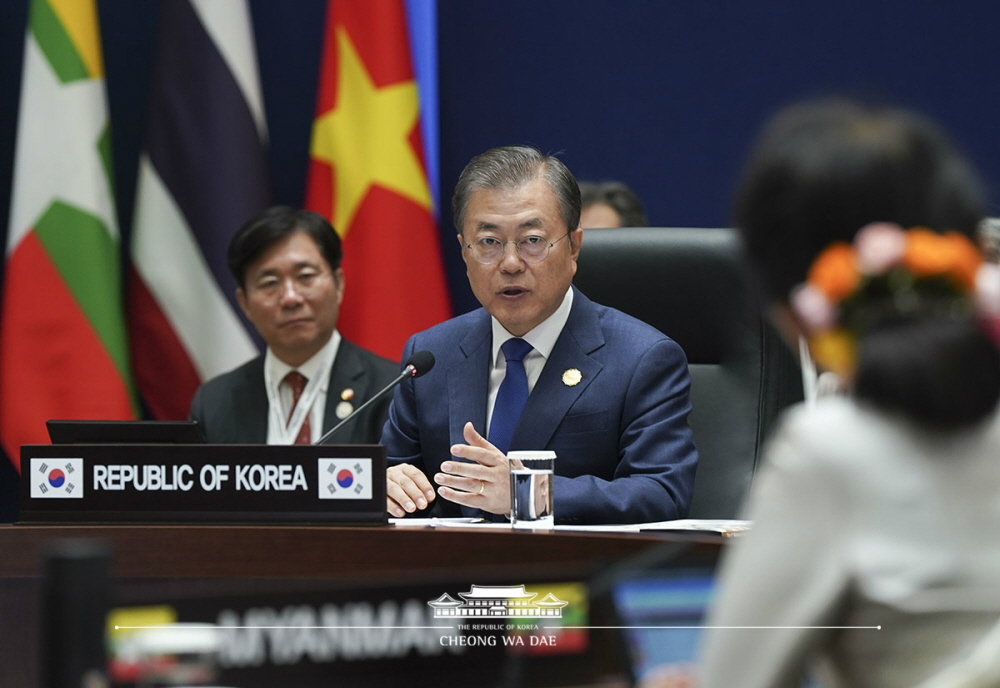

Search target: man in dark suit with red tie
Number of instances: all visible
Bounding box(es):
[190,206,398,445]
[382,147,698,524]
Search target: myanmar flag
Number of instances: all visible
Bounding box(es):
[307,0,451,362]
[0,0,134,469]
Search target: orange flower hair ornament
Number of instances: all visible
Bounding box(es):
[790,223,1000,378]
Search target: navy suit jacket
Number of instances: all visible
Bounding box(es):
[190,339,398,445]
[380,288,698,524]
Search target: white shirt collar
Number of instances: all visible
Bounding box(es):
[265,330,341,393]
[490,287,574,366]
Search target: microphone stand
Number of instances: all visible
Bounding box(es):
[314,365,414,445]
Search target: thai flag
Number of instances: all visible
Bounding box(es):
[127,0,270,421]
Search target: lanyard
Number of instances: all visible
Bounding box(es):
[263,356,331,445]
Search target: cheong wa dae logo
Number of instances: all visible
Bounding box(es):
[428,585,568,619]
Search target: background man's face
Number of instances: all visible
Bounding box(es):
[580,202,622,229]
[460,176,582,337]
[237,230,343,366]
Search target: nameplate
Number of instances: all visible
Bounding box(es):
[19,444,387,525]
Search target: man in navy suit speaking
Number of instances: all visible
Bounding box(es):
[382,146,698,524]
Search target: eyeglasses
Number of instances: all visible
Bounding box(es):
[249,270,330,304]
[463,233,570,265]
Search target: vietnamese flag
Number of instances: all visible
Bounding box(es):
[306,0,451,362]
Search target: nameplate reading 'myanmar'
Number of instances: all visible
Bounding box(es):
[19,444,387,525]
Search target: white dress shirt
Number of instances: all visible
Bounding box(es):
[486,287,574,436]
[264,330,341,444]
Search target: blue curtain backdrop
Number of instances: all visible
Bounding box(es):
[3,0,1000,313]
[2,0,1000,516]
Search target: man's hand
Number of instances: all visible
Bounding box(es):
[435,422,511,515]
[386,464,436,518]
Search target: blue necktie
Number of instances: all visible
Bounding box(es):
[488,338,533,454]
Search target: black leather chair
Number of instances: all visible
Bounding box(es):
[573,227,803,519]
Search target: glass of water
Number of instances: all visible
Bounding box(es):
[508,450,555,529]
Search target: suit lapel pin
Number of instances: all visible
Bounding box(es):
[336,400,354,419]
[562,369,582,386]
[336,388,355,418]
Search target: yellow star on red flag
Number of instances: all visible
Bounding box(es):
[311,26,432,234]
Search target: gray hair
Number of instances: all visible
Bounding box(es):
[452,146,581,236]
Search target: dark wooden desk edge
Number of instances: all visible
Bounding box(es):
[0,523,722,579]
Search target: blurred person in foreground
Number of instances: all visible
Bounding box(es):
[190,206,398,445]
[382,146,697,524]
[579,180,648,228]
[697,99,1000,688]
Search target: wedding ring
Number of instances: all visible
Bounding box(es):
[477,479,486,495]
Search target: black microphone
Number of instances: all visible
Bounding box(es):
[314,350,435,445]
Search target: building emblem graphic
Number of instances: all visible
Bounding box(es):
[428,585,568,618]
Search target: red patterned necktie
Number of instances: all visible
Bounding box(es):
[284,371,312,445]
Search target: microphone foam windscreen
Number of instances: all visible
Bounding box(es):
[406,350,436,377]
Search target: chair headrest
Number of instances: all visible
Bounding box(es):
[574,227,759,364]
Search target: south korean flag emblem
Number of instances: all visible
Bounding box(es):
[31,458,84,498]
[318,458,372,500]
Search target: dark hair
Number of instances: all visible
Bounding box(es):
[452,146,581,237]
[735,98,1000,429]
[579,180,648,226]
[227,206,343,289]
